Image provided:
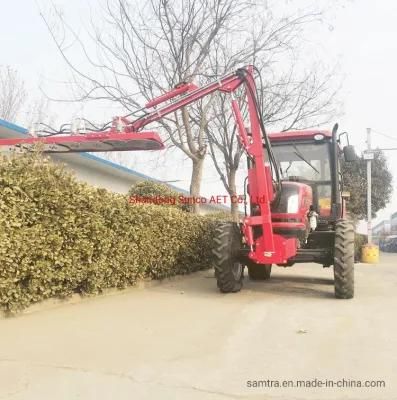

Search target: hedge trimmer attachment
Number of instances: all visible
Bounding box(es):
[0,82,202,154]
[0,116,165,153]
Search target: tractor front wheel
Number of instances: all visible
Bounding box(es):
[213,222,243,293]
[247,264,272,280]
[333,219,355,299]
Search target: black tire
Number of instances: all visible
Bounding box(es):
[213,222,243,293]
[247,264,272,280]
[333,219,355,299]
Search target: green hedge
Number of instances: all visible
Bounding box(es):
[128,180,189,211]
[0,153,217,312]
[354,232,368,261]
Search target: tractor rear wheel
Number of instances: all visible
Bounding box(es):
[247,264,272,280]
[213,222,243,293]
[333,219,355,299]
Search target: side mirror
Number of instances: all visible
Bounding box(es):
[343,145,357,162]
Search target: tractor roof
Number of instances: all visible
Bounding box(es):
[268,130,332,142]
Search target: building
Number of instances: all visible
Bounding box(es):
[390,212,397,234]
[372,220,391,237]
[0,118,227,214]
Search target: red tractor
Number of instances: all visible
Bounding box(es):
[214,125,356,299]
[0,65,356,299]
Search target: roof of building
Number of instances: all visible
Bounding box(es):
[373,220,391,230]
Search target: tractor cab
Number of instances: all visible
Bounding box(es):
[269,130,335,219]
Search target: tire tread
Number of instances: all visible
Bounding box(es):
[212,222,243,293]
[334,219,355,299]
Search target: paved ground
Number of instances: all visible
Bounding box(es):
[1,254,397,400]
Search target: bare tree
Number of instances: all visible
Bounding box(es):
[41,0,252,212]
[22,94,54,129]
[195,8,341,220]
[40,0,340,214]
[206,95,244,220]
[0,66,26,123]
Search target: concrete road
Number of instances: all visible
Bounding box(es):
[1,254,397,400]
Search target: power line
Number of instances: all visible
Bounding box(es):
[372,129,397,142]
[373,148,397,152]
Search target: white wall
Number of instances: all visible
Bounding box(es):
[50,154,140,194]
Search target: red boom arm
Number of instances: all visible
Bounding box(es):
[127,65,298,263]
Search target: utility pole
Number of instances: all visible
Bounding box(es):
[366,127,372,244]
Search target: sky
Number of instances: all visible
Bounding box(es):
[1,0,397,232]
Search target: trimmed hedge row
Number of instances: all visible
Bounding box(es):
[0,153,218,312]
[129,180,181,199]
[354,232,368,261]
[128,180,191,211]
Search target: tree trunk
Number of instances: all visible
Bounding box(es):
[230,200,239,222]
[228,168,240,222]
[190,158,204,214]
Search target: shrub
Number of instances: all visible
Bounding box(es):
[206,211,233,221]
[0,153,217,312]
[354,232,368,261]
[128,181,191,211]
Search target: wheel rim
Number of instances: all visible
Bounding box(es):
[232,262,242,280]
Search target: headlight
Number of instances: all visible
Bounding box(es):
[287,194,299,213]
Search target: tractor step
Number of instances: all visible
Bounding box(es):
[290,248,331,264]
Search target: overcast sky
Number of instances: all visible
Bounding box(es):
[1,0,397,231]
